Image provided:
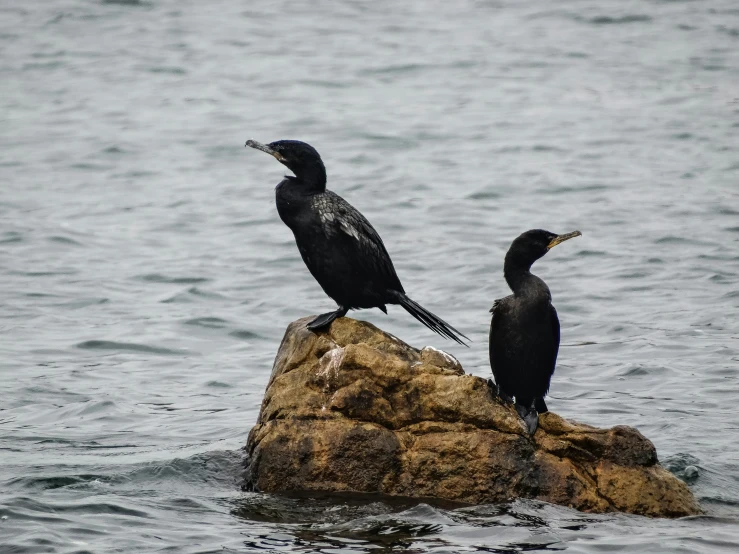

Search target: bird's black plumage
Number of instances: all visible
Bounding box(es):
[245,139,467,345]
[489,229,581,434]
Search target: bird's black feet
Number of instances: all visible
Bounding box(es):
[515,402,539,435]
[306,307,348,331]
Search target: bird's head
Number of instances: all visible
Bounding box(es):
[507,229,582,269]
[245,139,326,189]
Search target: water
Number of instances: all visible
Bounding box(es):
[1,0,738,551]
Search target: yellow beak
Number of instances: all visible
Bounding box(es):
[547,230,582,250]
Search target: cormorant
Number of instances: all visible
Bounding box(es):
[245,139,468,345]
[489,229,581,434]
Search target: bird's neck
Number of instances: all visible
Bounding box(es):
[504,257,548,298]
[504,264,531,294]
[294,162,327,192]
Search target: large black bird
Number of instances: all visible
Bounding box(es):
[245,139,467,345]
[489,229,581,434]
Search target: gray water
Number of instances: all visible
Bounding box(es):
[2,0,739,552]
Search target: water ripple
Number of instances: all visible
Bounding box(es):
[76,340,191,356]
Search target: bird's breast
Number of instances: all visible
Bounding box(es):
[275,182,308,226]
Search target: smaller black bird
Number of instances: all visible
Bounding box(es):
[489,229,581,434]
[245,138,468,345]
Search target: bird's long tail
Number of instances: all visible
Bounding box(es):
[391,291,469,346]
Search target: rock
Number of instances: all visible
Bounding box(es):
[244,317,701,518]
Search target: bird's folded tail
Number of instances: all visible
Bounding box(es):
[391,291,469,346]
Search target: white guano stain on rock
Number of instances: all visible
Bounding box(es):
[422,345,459,366]
[317,346,345,386]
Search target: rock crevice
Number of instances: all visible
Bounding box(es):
[244,317,700,517]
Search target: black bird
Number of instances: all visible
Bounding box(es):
[245,139,468,345]
[489,229,581,434]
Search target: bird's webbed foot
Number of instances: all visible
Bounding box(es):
[515,401,539,435]
[306,307,348,331]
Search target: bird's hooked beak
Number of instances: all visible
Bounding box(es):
[547,230,582,250]
[245,139,286,162]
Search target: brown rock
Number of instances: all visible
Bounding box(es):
[244,317,701,517]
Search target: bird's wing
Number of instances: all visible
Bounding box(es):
[489,295,512,383]
[549,303,560,368]
[315,191,404,292]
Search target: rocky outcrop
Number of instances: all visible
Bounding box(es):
[244,317,700,517]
